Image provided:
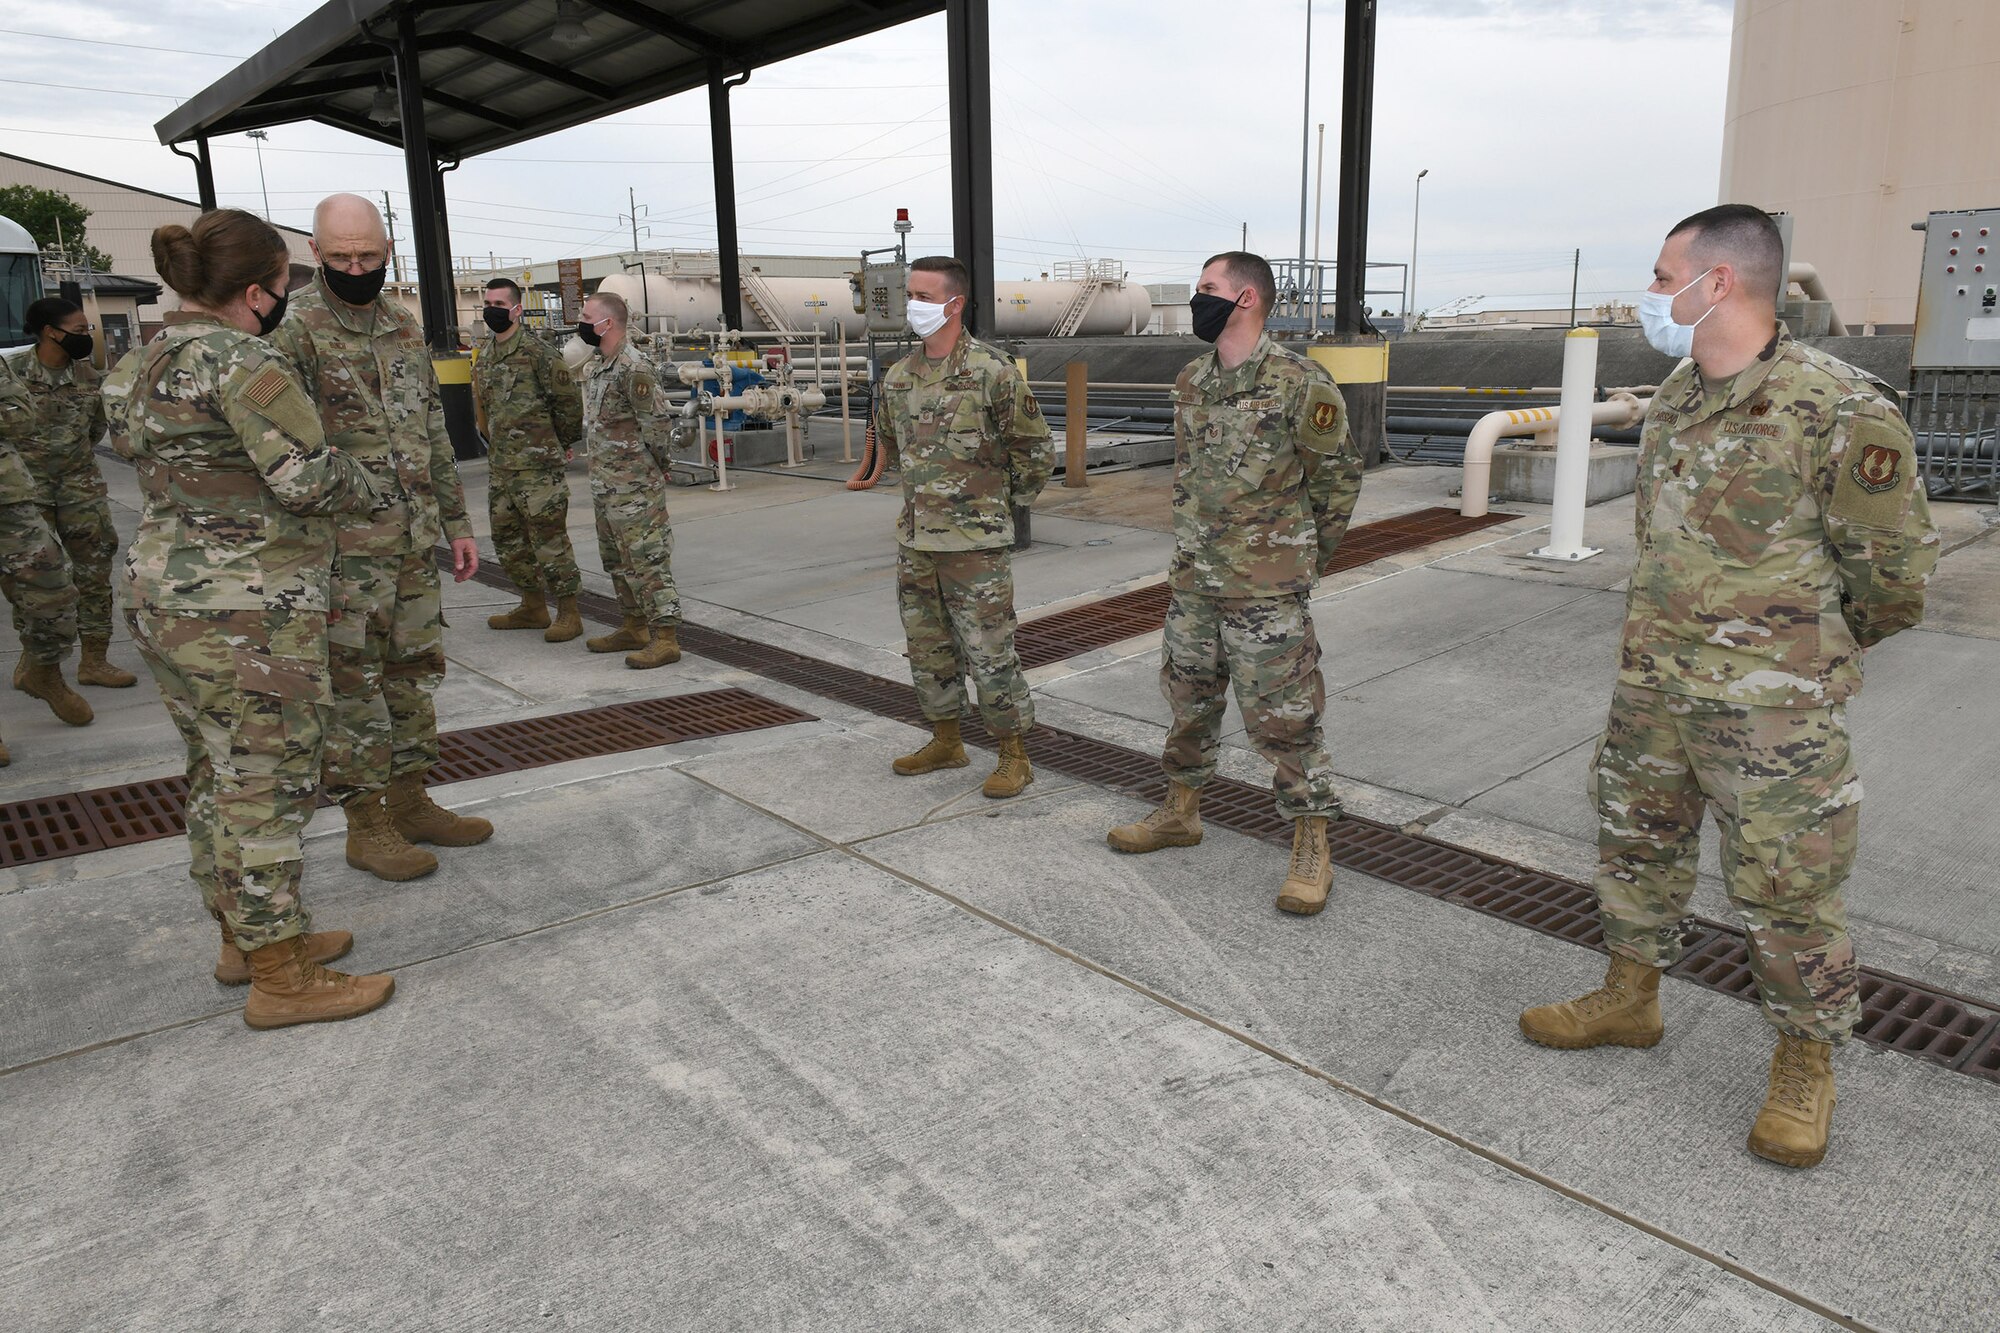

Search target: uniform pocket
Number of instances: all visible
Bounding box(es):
[1685,439,1791,566]
[1731,747,1861,909]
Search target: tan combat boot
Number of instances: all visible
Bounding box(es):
[1747,1033,1837,1169]
[587,614,648,653]
[1275,815,1334,916]
[893,718,969,775]
[624,625,682,670]
[1519,954,1665,1049]
[213,916,353,986]
[20,660,93,726]
[982,733,1033,798]
[75,636,138,687]
[544,596,584,643]
[242,935,395,1029]
[385,771,494,847]
[1106,780,1203,854]
[343,792,439,881]
[488,590,551,631]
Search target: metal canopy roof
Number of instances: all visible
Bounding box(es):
[154,0,945,159]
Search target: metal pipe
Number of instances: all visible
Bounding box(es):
[1309,122,1326,334]
[839,321,854,463]
[1460,391,1650,518]
[1787,262,1850,336]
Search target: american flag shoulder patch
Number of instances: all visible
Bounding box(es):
[242,365,292,408]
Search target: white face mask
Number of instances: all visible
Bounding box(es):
[1637,267,1717,359]
[907,296,956,339]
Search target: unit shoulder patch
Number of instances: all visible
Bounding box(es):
[1828,405,1915,531]
[1022,393,1041,418]
[1299,380,1347,453]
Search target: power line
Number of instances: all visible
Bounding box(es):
[0,78,179,100]
[0,27,243,58]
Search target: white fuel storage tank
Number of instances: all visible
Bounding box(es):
[596,270,1153,338]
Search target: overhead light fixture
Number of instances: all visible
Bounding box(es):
[550,0,591,50]
[368,76,399,126]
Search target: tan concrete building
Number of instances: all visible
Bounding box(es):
[0,151,316,328]
[1721,0,2000,331]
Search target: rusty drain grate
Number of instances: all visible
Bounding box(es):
[452,550,2000,1085]
[1013,506,1519,669]
[0,687,815,869]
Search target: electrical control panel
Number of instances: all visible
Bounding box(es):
[855,261,907,336]
[1913,207,2000,369]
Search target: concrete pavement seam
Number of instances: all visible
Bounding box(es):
[824,835,1881,1333]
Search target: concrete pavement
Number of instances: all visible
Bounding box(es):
[3,432,1997,1330]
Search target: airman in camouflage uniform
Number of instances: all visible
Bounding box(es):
[473,278,585,642]
[1520,205,1940,1171]
[103,249,389,1029]
[872,256,1052,798]
[576,292,681,670]
[270,192,490,883]
[1107,252,1363,919]
[9,299,136,690]
[0,352,90,756]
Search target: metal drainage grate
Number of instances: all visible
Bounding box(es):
[1012,506,1519,669]
[85,776,190,847]
[0,793,102,868]
[0,688,815,870]
[452,547,2000,1086]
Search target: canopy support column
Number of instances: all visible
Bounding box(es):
[946,0,995,336]
[708,61,747,333]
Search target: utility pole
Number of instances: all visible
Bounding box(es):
[1295,0,1313,320]
[246,130,271,221]
[1569,248,1581,327]
[1240,222,1247,251]
[621,186,652,332]
[382,191,402,283]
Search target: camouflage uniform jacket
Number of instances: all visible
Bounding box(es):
[474,326,583,472]
[0,355,38,505]
[874,332,1052,552]
[1622,327,1939,709]
[101,312,381,615]
[269,283,472,557]
[1168,332,1362,597]
[13,352,107,480]
[581,342,671,474]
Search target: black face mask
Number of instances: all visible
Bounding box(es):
[576,322,602,348]
[56,331,94,361]
[255,288,289,337]
[1189,292,1239,344]
[321,263,388,307]
[482,306,515,334]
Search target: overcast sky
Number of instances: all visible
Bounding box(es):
[1,0,1734,313]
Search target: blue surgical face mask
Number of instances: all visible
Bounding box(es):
[1637,267,1717,359]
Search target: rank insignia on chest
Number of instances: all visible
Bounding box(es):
[1309,400,1338,433]
[1853,442,1901,493]
[1749,399,1772,417]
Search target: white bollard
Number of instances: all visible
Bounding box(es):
[1530,327,1604,562]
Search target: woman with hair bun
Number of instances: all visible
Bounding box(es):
[103,208,393,1029]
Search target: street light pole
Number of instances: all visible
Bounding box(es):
[1408,167,1428,328]
[246,130,271,221]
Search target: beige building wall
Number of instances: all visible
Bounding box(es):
[1720,0,2000,329]
[0,152,316,317]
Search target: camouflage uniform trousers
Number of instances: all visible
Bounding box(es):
[323,549,446,803]
[490,465,581,600]
[126,606,326,951]
[1159,590,1340,820]
[1593,681,1862,1044]
[11,463,118,643]
[896,545,1032,735]
[590,480,679,626]
[0,498,78,666]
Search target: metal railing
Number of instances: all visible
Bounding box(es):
[1907,367,2000,499]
